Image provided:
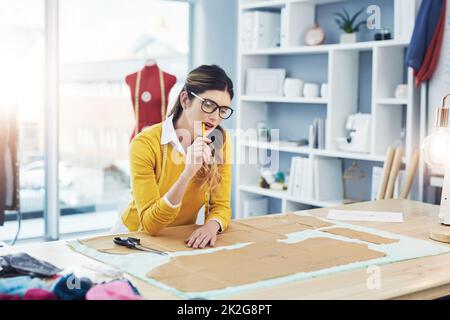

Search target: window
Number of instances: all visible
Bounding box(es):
[0,0,191,242]
[0,0,46,242]
[58,0,191,235]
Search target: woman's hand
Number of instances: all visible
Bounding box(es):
[185,220,221,249]
[182,136,212,180]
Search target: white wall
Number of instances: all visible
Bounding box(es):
[192,0,238,120]
[191,0,239,214]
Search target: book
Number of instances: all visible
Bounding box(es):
[317,118,326,149]
[308,124,316,149]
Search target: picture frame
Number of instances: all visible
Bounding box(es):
[245,68,286,96]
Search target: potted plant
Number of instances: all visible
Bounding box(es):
[334,8,366,44]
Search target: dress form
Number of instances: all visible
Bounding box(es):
[125,61,177,141]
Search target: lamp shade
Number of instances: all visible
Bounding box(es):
[422,127,450,168]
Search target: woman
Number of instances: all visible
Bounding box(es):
[113,64,234,249]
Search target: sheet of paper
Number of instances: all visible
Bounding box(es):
[327,209,404,223]
[322,227,399,245]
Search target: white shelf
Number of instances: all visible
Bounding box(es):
[240,140,311,154]
[312,148,387,162]
[239,184,343,207]
[239,140,387,162]
[241,40,409,56]
[376,98,409,105]
[236,0,420,217]
[240,95,328,104]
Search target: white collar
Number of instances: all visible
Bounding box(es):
[161,115,185,155]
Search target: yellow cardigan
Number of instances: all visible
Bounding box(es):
[120,123,232,235]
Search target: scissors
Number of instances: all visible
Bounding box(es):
[113,237,167,255]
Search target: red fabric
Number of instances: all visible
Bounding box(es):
[23,288,57,300]
[126,64,177,141]
[415,0,447,87]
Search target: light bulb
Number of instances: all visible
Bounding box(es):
[422,127,450,168]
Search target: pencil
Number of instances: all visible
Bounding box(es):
[201,122,210,215]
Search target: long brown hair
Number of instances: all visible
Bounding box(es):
[168,65,234,192]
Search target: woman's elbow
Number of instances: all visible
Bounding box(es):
[140,217,164,236]
[142,224,162,236]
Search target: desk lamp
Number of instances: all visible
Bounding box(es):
[423,94,450,243]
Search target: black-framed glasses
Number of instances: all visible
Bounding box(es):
[189,91,234,119]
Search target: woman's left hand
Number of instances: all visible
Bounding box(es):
[185,220,221,249]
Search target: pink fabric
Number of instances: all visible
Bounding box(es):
[86,281,143,300]
[24,288,57,300]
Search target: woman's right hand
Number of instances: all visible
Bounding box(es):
[182,136,212,179]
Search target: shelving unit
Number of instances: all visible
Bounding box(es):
[238,140,390,162]
[235,0,421,219]
[239,184,342,210]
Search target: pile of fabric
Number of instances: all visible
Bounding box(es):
[0,252,143,300]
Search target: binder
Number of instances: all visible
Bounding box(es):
[305,157,314,200]
[280,8,288,47]
[288,156,298,196]
[293,157,304,198]
[241,11,255,51]
[253,11,281,49]
[314,158,343,201]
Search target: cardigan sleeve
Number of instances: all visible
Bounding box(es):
[129,135,181,235]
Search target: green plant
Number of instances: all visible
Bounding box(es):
[333,8,366,34]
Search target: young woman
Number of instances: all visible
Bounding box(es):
[113,65,234,249]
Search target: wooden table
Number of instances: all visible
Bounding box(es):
[1,199,450,300]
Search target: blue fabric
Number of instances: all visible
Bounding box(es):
[406,0,444,70]
[51,273,93,300]
[0,276,49,297]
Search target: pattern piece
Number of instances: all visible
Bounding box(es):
[147,237,385,292]
[238,213,333,236]
[80,222,284,254]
